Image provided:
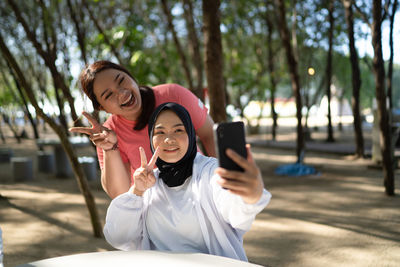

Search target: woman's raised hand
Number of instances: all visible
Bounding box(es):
[132,147,160,196]
[69,112,117,151]
[215,144,264,204]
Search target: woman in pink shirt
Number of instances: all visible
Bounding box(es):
[69,60,216,199]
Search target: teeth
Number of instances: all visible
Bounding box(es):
[121,94,132,106]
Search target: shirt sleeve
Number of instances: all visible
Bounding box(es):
[103,187,145,250]
[210,171,271,231]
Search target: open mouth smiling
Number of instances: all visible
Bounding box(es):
[120,93,135,107]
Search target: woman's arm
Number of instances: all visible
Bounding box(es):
[211,145,271,230]
[69,112,131,199]
[102,150,131,199]
[196,114,216,157]
[103,190,145,250]
[104,146,159,250]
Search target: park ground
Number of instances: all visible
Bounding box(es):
[0,123,400,267]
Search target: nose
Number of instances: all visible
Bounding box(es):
[164,135,176,144]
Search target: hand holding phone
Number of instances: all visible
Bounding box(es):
[213,121,247,172]
[214,122,265,203]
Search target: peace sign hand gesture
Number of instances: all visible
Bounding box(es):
[132,146,160,196]
[69,112,117,151]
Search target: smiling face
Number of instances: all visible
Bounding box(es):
[152,109,189,163]
[93,68,142,120]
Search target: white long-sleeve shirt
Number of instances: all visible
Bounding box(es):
[103,153,271,262]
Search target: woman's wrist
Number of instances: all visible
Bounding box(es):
[132,187,145,196]
[103,142,118,152]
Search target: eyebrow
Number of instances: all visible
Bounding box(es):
[114,73,120,81]
[154,123,184,129]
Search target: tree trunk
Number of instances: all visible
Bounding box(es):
[265,10,278,140]
[0,34,104,236]
[202,0,226,122]
[326,0,335,142]
[338,89,345,132]
[386,0,398,110]
[291,0,299,62]
[183,0,204,100]
[371,0,394,196]
[274,0,304,162]
[271,91,278,140]
[304,92,311,130]
[343,0,365,158]
[160,0,194,92]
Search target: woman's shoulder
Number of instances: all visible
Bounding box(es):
[152,83,186,91]
[152,84,190,98]
[195,153,217,162]
[193,153,218,175]
[192,154,219,196]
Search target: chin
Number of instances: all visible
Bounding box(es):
[160,155,184,163]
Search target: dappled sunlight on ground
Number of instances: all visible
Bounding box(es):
[1,125,399,266]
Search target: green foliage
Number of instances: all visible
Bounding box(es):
[0,86,16,107]
[0,0,397,119]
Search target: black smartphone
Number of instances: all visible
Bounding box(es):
[213,121,247,172]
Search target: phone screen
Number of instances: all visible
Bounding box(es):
[213,121,247,172]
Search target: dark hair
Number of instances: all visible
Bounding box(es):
[79,60,155,130]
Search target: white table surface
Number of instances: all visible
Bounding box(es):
[16,250,263,267]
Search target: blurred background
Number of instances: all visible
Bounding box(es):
[1,1,400,266]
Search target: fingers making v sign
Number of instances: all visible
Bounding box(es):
[132,146,160,196]
[69,112,118,151]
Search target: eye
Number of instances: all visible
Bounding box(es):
[119,76,125,85]
[105,92,113,100]
[154,130,164,135]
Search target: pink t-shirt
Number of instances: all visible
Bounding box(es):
[97,83,208,183]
